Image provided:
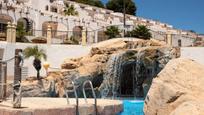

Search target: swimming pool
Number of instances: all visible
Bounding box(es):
[118,100,144,115]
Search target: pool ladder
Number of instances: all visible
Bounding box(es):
[65,79,97,115]
[82,80,98,115]
[64,78,79,115]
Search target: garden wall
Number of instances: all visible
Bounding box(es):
[0,42,91,78]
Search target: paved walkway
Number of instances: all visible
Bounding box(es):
[0,97,123,115]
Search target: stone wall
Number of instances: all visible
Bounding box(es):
[0,42,92,77]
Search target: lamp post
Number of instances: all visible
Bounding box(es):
[123,0,126,38]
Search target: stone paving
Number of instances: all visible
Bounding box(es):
[0,97,123,115]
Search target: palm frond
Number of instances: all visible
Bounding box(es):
[64,4,78,16]
[23,46,47,60]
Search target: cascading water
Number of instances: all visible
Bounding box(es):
[100,53,124,99]
[134,50,146,97]
[100,48,162,99]
[100,50,147,98]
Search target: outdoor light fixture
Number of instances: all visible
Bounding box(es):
[43,61,50,76]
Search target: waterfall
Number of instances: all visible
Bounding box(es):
[134,50,145,97]
[100,49,154,98]
[100,50,146,98]
[100,53,124,99]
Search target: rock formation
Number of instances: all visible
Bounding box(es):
[144,58,204,115]
[18,38,179,98]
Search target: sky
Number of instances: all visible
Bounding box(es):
[102,0,204,34]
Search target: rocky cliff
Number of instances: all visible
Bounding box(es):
[19,38,179,98]
[144,58,204,115]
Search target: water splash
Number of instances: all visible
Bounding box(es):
[100,49,160,98]
[100,53,124,99]
[100,50,146,99]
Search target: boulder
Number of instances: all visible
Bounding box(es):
[61,60,79,69]
[144,58,204,115]
[20,38,179,98]
[21,78,50,97]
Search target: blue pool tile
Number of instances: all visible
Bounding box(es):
[118,100,144,115]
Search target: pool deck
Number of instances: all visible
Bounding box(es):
[0,97,123,115]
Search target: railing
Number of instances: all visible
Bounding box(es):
[50,30,78,45]
[0,56,14,102]
[18,29,96,45]
[0,54,23,108]
[64,77,79,115]
[82,80,97,115]
[17,29,47,43]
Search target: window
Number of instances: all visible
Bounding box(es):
[164,24,167,27]
[178,39,182,47]
[93,8,96,12]
[80,6,85,9]
[45,5,49,11]
[50,7,57,13]
[106,11,111,14]
[50,0,54,3]
[0,23,6,32]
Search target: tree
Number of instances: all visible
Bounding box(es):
[64,4,78,16]
[129,25,152,40]
[23,46,47,80]
[189,30,196,33]
[75,0,104,8]
[106,0,137,15]
[105,26,121,39]
[16,21,26,42]
[92,0,104,8]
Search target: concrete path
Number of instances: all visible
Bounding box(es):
[0,97,123,115]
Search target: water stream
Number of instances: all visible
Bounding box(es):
[100,49,159,99]
[100,53,124,98]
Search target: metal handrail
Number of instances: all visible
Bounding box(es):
[82,80,97,115]
[0,83,13,86]
[0,56,15,63]
[64,78,79,115]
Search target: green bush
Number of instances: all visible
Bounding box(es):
[128,25,152,40]
[104,26,121,39]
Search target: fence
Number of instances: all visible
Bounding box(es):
[17,29,97,45]
[4,22,198,46]
[15,29,45,43]
[93,25,169,43]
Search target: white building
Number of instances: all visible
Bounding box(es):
[0,0,199,46]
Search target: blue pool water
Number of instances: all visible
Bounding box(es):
[118,100,144,115]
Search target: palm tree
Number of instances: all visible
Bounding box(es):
[23,46,47,80]
[64,4,78,42]
[64,4,78,16]
[130,25,152,40]
[105,26,121,39]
